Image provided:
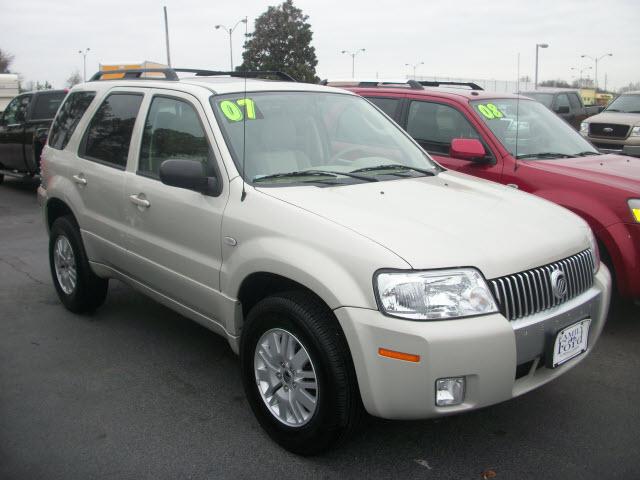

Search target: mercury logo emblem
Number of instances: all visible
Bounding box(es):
[603,127,614,133]
[551,269,568,299]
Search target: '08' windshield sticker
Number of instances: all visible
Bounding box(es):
[218,98,260,122]
[477,103,504,120]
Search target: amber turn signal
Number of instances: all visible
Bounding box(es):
[378,347,420,363]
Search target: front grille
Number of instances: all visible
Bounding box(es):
[488,250,594,321]
[592,142,623,151]
[589,123,630,138]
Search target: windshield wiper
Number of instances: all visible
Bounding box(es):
[253,169,378,183]
[574,151,601,156]
[351,164,437,176]
[516,152,576,160]
[605,109,620,112]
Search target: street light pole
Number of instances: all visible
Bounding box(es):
[341,49,366,79]
[581,53,613,90]
[405,61,424,79]
[78,48,90,82]
[215,17,248,71]
[534,43,549,90]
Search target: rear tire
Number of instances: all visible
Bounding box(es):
[49,215,108,313]
[240,291,363,455]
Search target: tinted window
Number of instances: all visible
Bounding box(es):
[31,91,66,120]
[556,94,570,109]
[49,92,96,150]
[406,101,480,154]
[366,97,401,119]
[568,93,582,111]
[604,94,640,113]
[1,96,21,124]
[139,96,210,177]
[523,92,553,108]
[82,93,143,168]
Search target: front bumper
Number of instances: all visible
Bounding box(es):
[336,265,611,419]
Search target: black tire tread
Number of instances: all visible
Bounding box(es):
[49,215,108,313]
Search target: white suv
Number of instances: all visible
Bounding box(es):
[38,68,611,455]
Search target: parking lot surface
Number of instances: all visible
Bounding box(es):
[1,178,639,480]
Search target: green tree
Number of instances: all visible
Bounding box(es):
[0,48,14,73]
[238,0,318,83]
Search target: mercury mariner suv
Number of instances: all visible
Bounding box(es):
[38,68,611,455]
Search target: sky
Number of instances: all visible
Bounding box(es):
[1,0,639,91]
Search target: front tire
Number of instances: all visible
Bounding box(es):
[49,216,108,313]
[240,292,363,455]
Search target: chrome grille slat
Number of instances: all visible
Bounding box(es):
[489,250,594,321]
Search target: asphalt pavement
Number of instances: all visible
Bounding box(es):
[1,177,639,480]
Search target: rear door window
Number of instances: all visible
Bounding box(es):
[406,101,480,155]
[556,94,570,111]
[568,93,582,111]
[31,91,67,120]
[49,92,96,150]
[138,96,211,178]
[80,93,143,169]
[365,97,401,120]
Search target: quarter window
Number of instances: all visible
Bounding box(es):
[138,96,211,177]
[81,93,143,168]
[366,97,401,119]
[49,92,96,150]
[406,101,480,155]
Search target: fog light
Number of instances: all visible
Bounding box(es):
[435,377,465,406]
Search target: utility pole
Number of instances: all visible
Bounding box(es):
[164,6,172,67]
[215,17,248,71]
[78,48,90,82]
[341,49,366,79]
[405,62,424,79]
[581,53,613,90]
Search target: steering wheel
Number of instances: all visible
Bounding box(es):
[329,146,372,165]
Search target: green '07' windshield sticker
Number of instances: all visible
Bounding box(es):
[477,103,504,119]
[218,98,259,122]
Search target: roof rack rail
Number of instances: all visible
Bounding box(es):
[320,80,424,90]
[417,80,483,91]
[89,68,297,82]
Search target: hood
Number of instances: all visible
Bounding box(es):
[530,154,640,192]
[258,172,590,280]
[586,111,640,126]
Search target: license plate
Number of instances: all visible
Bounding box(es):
[552,319,591,367]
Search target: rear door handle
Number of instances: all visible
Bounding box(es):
[129,194,150,209]
[72,174,87,185]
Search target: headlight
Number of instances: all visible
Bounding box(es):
[629,199,640,223]
[580,122,589,134]
[374,268,498,320]
[587,229,600,273]
[630,126,640,137]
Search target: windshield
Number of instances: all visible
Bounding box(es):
[211,91,440,185]
[522,92,554,108]
[470,99,598,159]
[605,94,640,113]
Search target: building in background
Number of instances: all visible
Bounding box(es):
[0,74,20,112]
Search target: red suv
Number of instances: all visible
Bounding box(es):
[342,81,640,301]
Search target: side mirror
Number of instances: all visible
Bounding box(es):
[450,138,487,162]
[159,159,219,195]
[556,106,570,114]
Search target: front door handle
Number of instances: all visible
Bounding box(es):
[129,194,150,209]
[506,183,519,189]
[72,174,87,185]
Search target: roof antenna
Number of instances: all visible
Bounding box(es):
[514,52,521,171]
[240,18,248,202]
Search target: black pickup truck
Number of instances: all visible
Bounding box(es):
[521,89,602,130]
[0,89,67,183]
